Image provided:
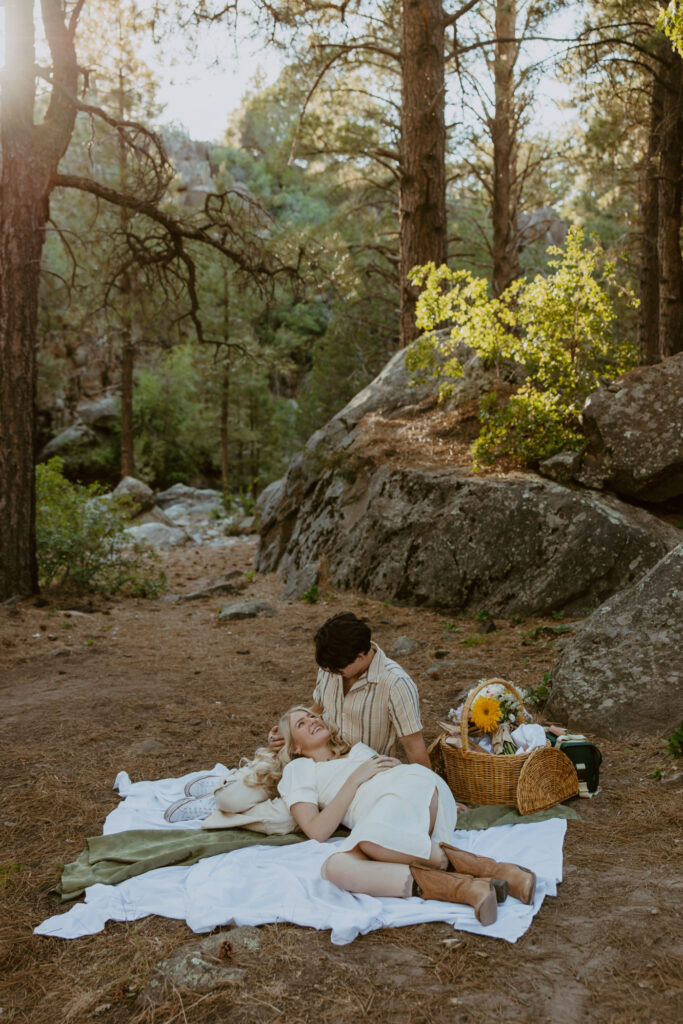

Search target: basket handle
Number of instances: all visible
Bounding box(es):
[460,677,526,753]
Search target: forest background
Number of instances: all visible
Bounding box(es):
[1,0,682,601]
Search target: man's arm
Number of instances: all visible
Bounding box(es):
[399,730,432,769]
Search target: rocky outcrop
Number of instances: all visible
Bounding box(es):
[257,345,682,615]
[547,545,683,737]
[572,353,683,502]
[259,463,680,617]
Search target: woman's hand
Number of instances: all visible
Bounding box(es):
[348,755,399,787]
[267,726,285,754]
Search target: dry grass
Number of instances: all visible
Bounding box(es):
[1,540,681,1024]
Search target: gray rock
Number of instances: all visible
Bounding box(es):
[280,563,319,601]
[137,927,259,1006]
[257,478,286,526]
[389,636,424,657]
[259,464,680,618]
[124,523,190,549]
[156,483,223,508]
[235,515,257,535]
[218,600,276,621]
[538,451,583,483]
[546,544,683,737]
[130,505,176,528]
[181,581,240,601]
[39,422,97,460]
[577,353,683,502]
[113,476,155,513]
[76,394,119,428]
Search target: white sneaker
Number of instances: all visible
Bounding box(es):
[163,794,217,823]
[184,774,221,798]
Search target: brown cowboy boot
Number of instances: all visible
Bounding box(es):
[440,843,536,905]
[409,864,499,926]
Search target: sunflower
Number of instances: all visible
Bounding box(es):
[471,695,503,733]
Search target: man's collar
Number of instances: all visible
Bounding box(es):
[366,642,383,684]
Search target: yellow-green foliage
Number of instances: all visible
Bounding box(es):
[660,2,683,56]
[406,228,638,467]
[36,458,166,595]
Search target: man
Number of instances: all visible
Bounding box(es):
[165,611,432,823]
[270,612,432,768]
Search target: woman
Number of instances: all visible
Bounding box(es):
[276,707,536,926]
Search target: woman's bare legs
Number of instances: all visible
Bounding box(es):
[357,840,448,869]
[323,848,414,897]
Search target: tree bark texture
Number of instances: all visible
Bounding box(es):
[0,0,79,600]
[120,331,136,478]
[638,68,664,364]
[220,364,230,494]
[399,0,448,345]
[657,48,683,358]
[491,0,519,297]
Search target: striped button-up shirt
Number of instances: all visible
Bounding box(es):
[313,643,422,755]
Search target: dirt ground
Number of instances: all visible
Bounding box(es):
[1,539,681,1024]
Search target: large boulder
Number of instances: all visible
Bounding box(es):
[258,463,680,617]
[76,394,119,429]
[113,476,155,513]
[546,545,683,737]
[576,352,683,503]
[39,422,97,460]
[125,522,190,549]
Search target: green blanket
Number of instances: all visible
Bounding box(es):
[55,802,578,902]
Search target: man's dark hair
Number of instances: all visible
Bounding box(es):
[314,612,372,672]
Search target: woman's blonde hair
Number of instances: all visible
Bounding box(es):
[238,747,283,798]
[276,705,350,768]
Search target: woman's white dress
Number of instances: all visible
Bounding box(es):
[277,743,457,862]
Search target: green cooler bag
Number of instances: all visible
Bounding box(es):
[545,731,602,794]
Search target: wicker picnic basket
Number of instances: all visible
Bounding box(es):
[433,678,578,814]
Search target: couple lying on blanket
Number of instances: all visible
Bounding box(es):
[165,612,536,927]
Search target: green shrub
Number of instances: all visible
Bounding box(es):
[407,227,638,467]
[36,457,166,596]
[662,720,683,759]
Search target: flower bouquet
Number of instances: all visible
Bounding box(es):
[439,679,530,755]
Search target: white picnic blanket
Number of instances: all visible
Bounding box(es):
[35,767,568,945]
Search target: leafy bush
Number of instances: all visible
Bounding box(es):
[407,227,638,467]
[662,720,683,759]
[36,457,166,596]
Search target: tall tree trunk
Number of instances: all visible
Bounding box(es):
[0,171,48,599]
[657,48,683,358]
[638,66,664,364]
[399,0,447,346]
[220,269,230,495]
[118,64,136,478]
[220,363,230,495]
[120,328,136,478]
[491,0,519,297]
[0,0,77,600]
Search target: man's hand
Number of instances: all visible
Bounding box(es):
[268,726,285,754]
